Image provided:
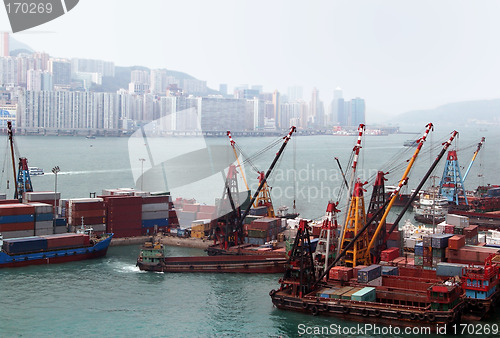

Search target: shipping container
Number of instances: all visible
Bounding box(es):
[448,235,466,250]
[351,287,376,302]
[35,213,54,222]
[446,214,469,228]
[380,247,399,261]
[342,287,363,300]
[357,265,382,283]
[35,220,53,230]
[141,211,170,220]
[415,242,424,256]
[141,218,169,228]
[329,266,353,281]
[414,256,424,265]
[2,236,48,254]
[0,222,34,232]
[249,206,268,216]
[0,204,35,216]
[382,266,399,276]
[23,191,60,203]
[141,203,170,212]
[436,262,468,277]
[423,236,432,247]
[1,230,35,239]
[28,202,53,214]
[330,286,354,299]
[431,234,453,249]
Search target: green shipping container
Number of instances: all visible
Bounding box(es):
[342,287,363,300]
[330,286,354,299]
[351,287,376,302]
[248,229,267,238]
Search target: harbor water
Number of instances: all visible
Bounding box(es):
[0,127,499,337]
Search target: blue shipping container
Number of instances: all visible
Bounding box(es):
[415,242,424,256]
[2,236,48,254]
[55,218,67,226]
[382,266,399,276]
[431,234,454,249]
[35,213,54,222]
[0,214,35,224]
[358,265,382,283]
[141,218,169,228]
[436,262,468,277]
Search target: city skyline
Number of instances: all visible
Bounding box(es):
[0,1,499,121]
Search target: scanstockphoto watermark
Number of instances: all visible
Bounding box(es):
[297,323,450,336]
[250,166,380,203]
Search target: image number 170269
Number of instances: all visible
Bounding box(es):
[5,2,53,14]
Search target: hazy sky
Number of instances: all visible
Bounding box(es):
[1,0,499,121]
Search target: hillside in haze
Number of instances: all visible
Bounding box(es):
[393,99,500,128]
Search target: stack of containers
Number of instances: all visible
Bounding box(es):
[422,236,433,268]
[29,202,54,236]
[0,204,35,238]
[177,203,199,228]
[245,217,280,245]
[67,198,106,233]
[103,195,142,238]
[431,234,453,266]
[446,245,500,264]
[23,191,61,206]
[328,266,353,281]
[191,220,211,238]
[464,225,479,245]
[414,242,424,266]
[446,214,469,235]
[141,195,171,234]
[196,205,217,221]
[386,230,402,249]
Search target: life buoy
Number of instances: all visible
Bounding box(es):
[426,313,436,322]
[361,309,369,317]
[311,306,319,316]
[342,306,350,314]
[302,302,309,310]
[373,309,381,317]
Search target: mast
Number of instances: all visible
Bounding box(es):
[226,131,250,191]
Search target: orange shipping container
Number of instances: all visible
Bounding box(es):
[448,235,466,250]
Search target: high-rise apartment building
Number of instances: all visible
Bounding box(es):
[0,32,8,57]
[48,58,71,87]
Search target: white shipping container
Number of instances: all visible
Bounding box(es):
[134,191,151,197]
[54,226,67,234]
[1,230,34,239]
[35,228,53,236]
[142,203,170,212]
[24,192,61,202]
[28,202,53,214]
[446,214,469,228]
[141,211,170,220]
[35,221,53,230]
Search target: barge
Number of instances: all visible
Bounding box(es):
[0,232,113,268]
[137,241,286,273]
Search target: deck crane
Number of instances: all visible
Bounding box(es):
[462,137,485,182]
[208,127,296,255]
[7,121,33,200]
[227,130,275,217]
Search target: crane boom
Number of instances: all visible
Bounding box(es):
[236,126,296,230]
[366,123,433,254]
[226,131,250,191]
[462,137,485,182]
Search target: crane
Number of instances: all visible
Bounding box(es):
[462,137,485,182]
[7,121,33,200]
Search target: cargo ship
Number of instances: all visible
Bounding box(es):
[413,188,449,224]
[0,232,113,268]
[136,240,287,273]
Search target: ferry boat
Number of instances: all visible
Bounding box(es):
[0,232,113,268]
[28,167,44,176]
[137,240,287,273]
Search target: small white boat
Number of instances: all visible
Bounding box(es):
[28,167,44,176]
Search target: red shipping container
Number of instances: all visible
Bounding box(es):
[0,222,35,232]
[102,196,143,206]
[70,210,106,218]
[380,247,400,262]
[0,199,23,205]
[198,205,217,214]
[71,201,106,211]
[0,204,35,216]
[183,204,200,212]
[464,225,478,238]
[196,212,216,220]
[329,266,353,281]
[444,224,455,234]
[448,235,465,250]
[70,216,106,225]
[44,234,90,249]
